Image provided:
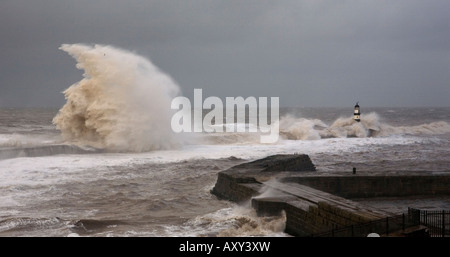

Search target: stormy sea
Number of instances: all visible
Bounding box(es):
[1,44,449,237]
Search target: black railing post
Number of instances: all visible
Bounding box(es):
[415,208,420,226]
[442,210,445,238]
[386,217,389,236]
[402,213,405,231]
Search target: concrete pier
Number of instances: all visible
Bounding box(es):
[211,154,450,236]
[0,144,100,160]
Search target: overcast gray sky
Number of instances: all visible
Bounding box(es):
[1,0,449,108]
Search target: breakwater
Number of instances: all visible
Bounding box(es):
[0,144,100,160]
[211,154,450,236]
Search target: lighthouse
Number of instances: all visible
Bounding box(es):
[354,102,360,122]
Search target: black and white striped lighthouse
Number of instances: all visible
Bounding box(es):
[354,102,360,122]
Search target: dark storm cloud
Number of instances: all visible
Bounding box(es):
[1,0,449,107]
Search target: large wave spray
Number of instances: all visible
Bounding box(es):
[53,44,181,152]
[280,112,450,140]
[193,111,450,145]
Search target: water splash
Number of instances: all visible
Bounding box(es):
[53,44,181,152]
[280,112,450,140]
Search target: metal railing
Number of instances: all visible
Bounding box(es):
[312,207,450,237]
[311,212,420,237]
[409,208,450,237]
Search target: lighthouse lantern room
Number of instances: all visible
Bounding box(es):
[354,102,360,122]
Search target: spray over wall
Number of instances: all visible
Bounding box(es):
[53,44,181,152]
[279,112,450,140]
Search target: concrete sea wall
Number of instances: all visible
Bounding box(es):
[284,175,450,198]
[211,154,450,236]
